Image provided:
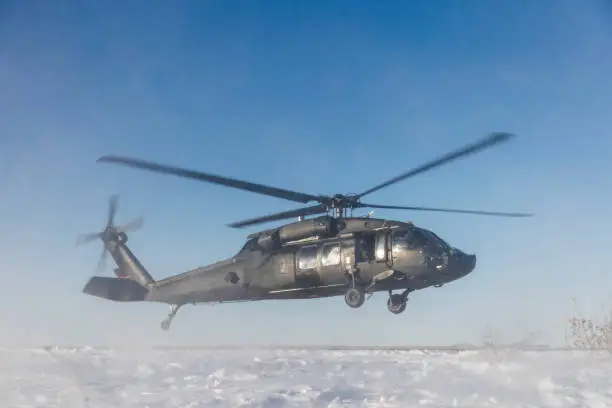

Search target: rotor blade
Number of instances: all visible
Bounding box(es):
[357,132,516,199]
[97,156,322,204]
[76,232,101,245]
[108,194,119,227]
[95,247,108,273]
[360,202,533,217]
[116,216,144,233]
[228,204,328,228]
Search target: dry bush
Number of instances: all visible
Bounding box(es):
[566,298,612,350]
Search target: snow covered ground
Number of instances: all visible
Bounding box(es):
[1,347,611,407]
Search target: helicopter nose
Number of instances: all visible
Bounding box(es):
[466,254,476,274]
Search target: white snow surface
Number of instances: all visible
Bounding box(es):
[2,347,611,407]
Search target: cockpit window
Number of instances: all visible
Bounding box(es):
[429,230,451,250]
[240,238,257,252]
[392,230,408,252]
[418,228,451,251]
[392,229,424,252]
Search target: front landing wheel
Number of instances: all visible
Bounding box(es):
[345,287,365,308]
[387,294,407,314]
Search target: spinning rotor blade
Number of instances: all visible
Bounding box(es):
[228,204,328,228]
[359,203,533,217]
[96,246,108,273]
[97,156,322,204]
[107,194,118,226]
[76,232,102,245]
[77,194,143,274]
[77,195,123,245]
[95,133,531,228]
[116,216,144,233]
[357,132,515,199]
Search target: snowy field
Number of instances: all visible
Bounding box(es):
[2,347,611,408]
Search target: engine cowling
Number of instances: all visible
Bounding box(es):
[278,216,334,243]
[254,216,337,250]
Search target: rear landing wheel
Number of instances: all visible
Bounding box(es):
[345,287,365,308]
[160,304,182,331]
[387,293,407,314]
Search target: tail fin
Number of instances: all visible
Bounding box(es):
[83,276,149,301]
[112,243,155,287]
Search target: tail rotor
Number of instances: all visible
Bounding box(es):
[76,194,144,273]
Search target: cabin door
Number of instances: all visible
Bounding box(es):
[295,244,322,286]
[340,240,356,274]
[374,229,393,268]
[319,242,342,284]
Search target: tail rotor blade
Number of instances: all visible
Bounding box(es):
[76,232,101,246]
[95,247,108,273]
[117,217,144,233]
[107,194,119,227]
[79,194,145,275]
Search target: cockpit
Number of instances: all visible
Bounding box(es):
[391,226,451,254]
[416,228,452,252]
[238,237,258,253]
[389,225,475,278]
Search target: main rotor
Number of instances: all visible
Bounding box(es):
[96,132,533,228]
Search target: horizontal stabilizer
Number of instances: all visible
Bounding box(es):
[83,276,148,302]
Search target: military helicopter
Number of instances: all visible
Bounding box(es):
[78,132,532,330]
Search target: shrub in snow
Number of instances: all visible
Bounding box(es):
[567,315,612,349]
[567,298,612,350]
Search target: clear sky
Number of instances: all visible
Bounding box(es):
[1,0,611,347]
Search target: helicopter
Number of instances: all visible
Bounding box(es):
[78,132,532,330]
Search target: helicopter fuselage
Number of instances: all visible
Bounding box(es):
[145,216,476,305]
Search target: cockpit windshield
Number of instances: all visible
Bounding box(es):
[239,238,257,252]
[417,228,451,251]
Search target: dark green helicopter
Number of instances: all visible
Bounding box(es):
[78,132,531,330]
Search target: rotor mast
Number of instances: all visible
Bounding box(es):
[330,194,356,219]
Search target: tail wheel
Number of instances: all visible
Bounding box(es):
[387,293,407,314]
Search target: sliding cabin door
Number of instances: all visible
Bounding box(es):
[319,241,342,285]
[295,244,322,287]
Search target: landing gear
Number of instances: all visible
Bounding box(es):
[387,290,409,315]
[345,286,365,308]
[344,269,366,308]
[161,304,183,330]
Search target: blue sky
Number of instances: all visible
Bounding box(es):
[1,0,611,347]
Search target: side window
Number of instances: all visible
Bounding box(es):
[297,245,318,270]
[321,244,340,267]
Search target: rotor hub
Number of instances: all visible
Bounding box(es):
[329,193,359,208]
[101,226,128,243]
